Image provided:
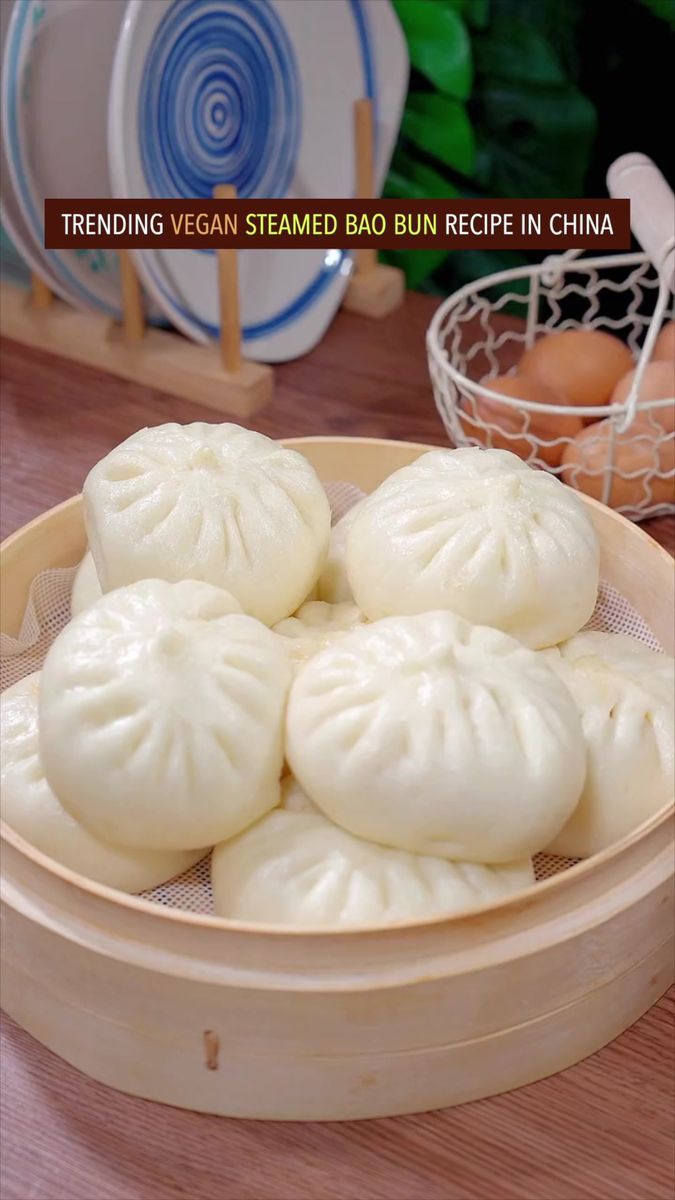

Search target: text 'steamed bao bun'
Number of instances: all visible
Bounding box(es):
[2,421,673,928]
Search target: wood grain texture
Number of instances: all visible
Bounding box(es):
[118,251,146,345]
[352,98,377,276]
[1,293,672,547]
[30,272,52,310]
[1,290,674,1199]
[0,284,275,420]
[1,999,673,1200]
[212,184,242,373]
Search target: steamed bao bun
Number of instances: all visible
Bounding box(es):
[346,447,600,649]
[280,774,321,814]
[84,422,331,626]
[316,500,364,603]
[273,600,367,667]
[1,674,204,891]
[38,579,293,851]
[71,550,102,616]
[541,632,675,857]
[211,776,535,928]
[286,611,585,863]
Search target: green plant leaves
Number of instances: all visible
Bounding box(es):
[386,149,460,199]
[441,0,489,27]
[383,245,449,291]
[392,0,473,98]
[474,18,566,85]
[475,81,596,197]
[634,0,675,26]
[401,93,476,174]
[386,0,599,289]
[436,247,531,311]
[384,152,460,288]
[471,11,596,198]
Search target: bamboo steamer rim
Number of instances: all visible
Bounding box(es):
[1,434,673,940]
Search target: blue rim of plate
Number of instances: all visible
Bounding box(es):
[133,0,376,342]
[3,0,121,317]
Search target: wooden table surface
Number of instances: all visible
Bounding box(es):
[1,293,673,1200]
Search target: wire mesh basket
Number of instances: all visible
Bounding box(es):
[426,250,675,521]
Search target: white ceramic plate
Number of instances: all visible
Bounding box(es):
[0,0,64,297]
[109,0,408,361]
[2,0,128,317]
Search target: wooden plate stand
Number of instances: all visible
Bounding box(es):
[342,99,405,318]
[0,100,403,418]
[0,186,274,420]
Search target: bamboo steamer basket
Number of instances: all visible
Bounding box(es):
[1,436,673,1121]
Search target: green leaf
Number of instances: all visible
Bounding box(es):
[465,0,489,28]
[401,93,476,174]
[383,245,449,290]
[392,0,473,98]
[634,0,675,26]
[438,248,531,305]
[475,81,597,197]
[385,152,460,201]
[439,0,489,25]
[478,0,583,77]
[475,16,567,85]
[384,153,460,288]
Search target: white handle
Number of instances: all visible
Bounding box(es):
[606,153,675,293]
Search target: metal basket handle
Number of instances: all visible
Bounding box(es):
[606,154,674,432]
[607,153,675,293]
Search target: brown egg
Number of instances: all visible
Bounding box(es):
[610,360,675,433]
[561,417,674,509]
[652,321,675,362]
[459,375,583,467]
[520,329,634,416]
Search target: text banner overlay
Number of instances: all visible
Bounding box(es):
[44,199,630,251]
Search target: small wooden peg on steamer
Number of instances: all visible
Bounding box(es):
[342,98,405,319]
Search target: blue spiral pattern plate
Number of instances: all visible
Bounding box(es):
[109,0,408,362]
[139,0,301,202]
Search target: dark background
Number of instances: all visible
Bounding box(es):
[385,0,675,293]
